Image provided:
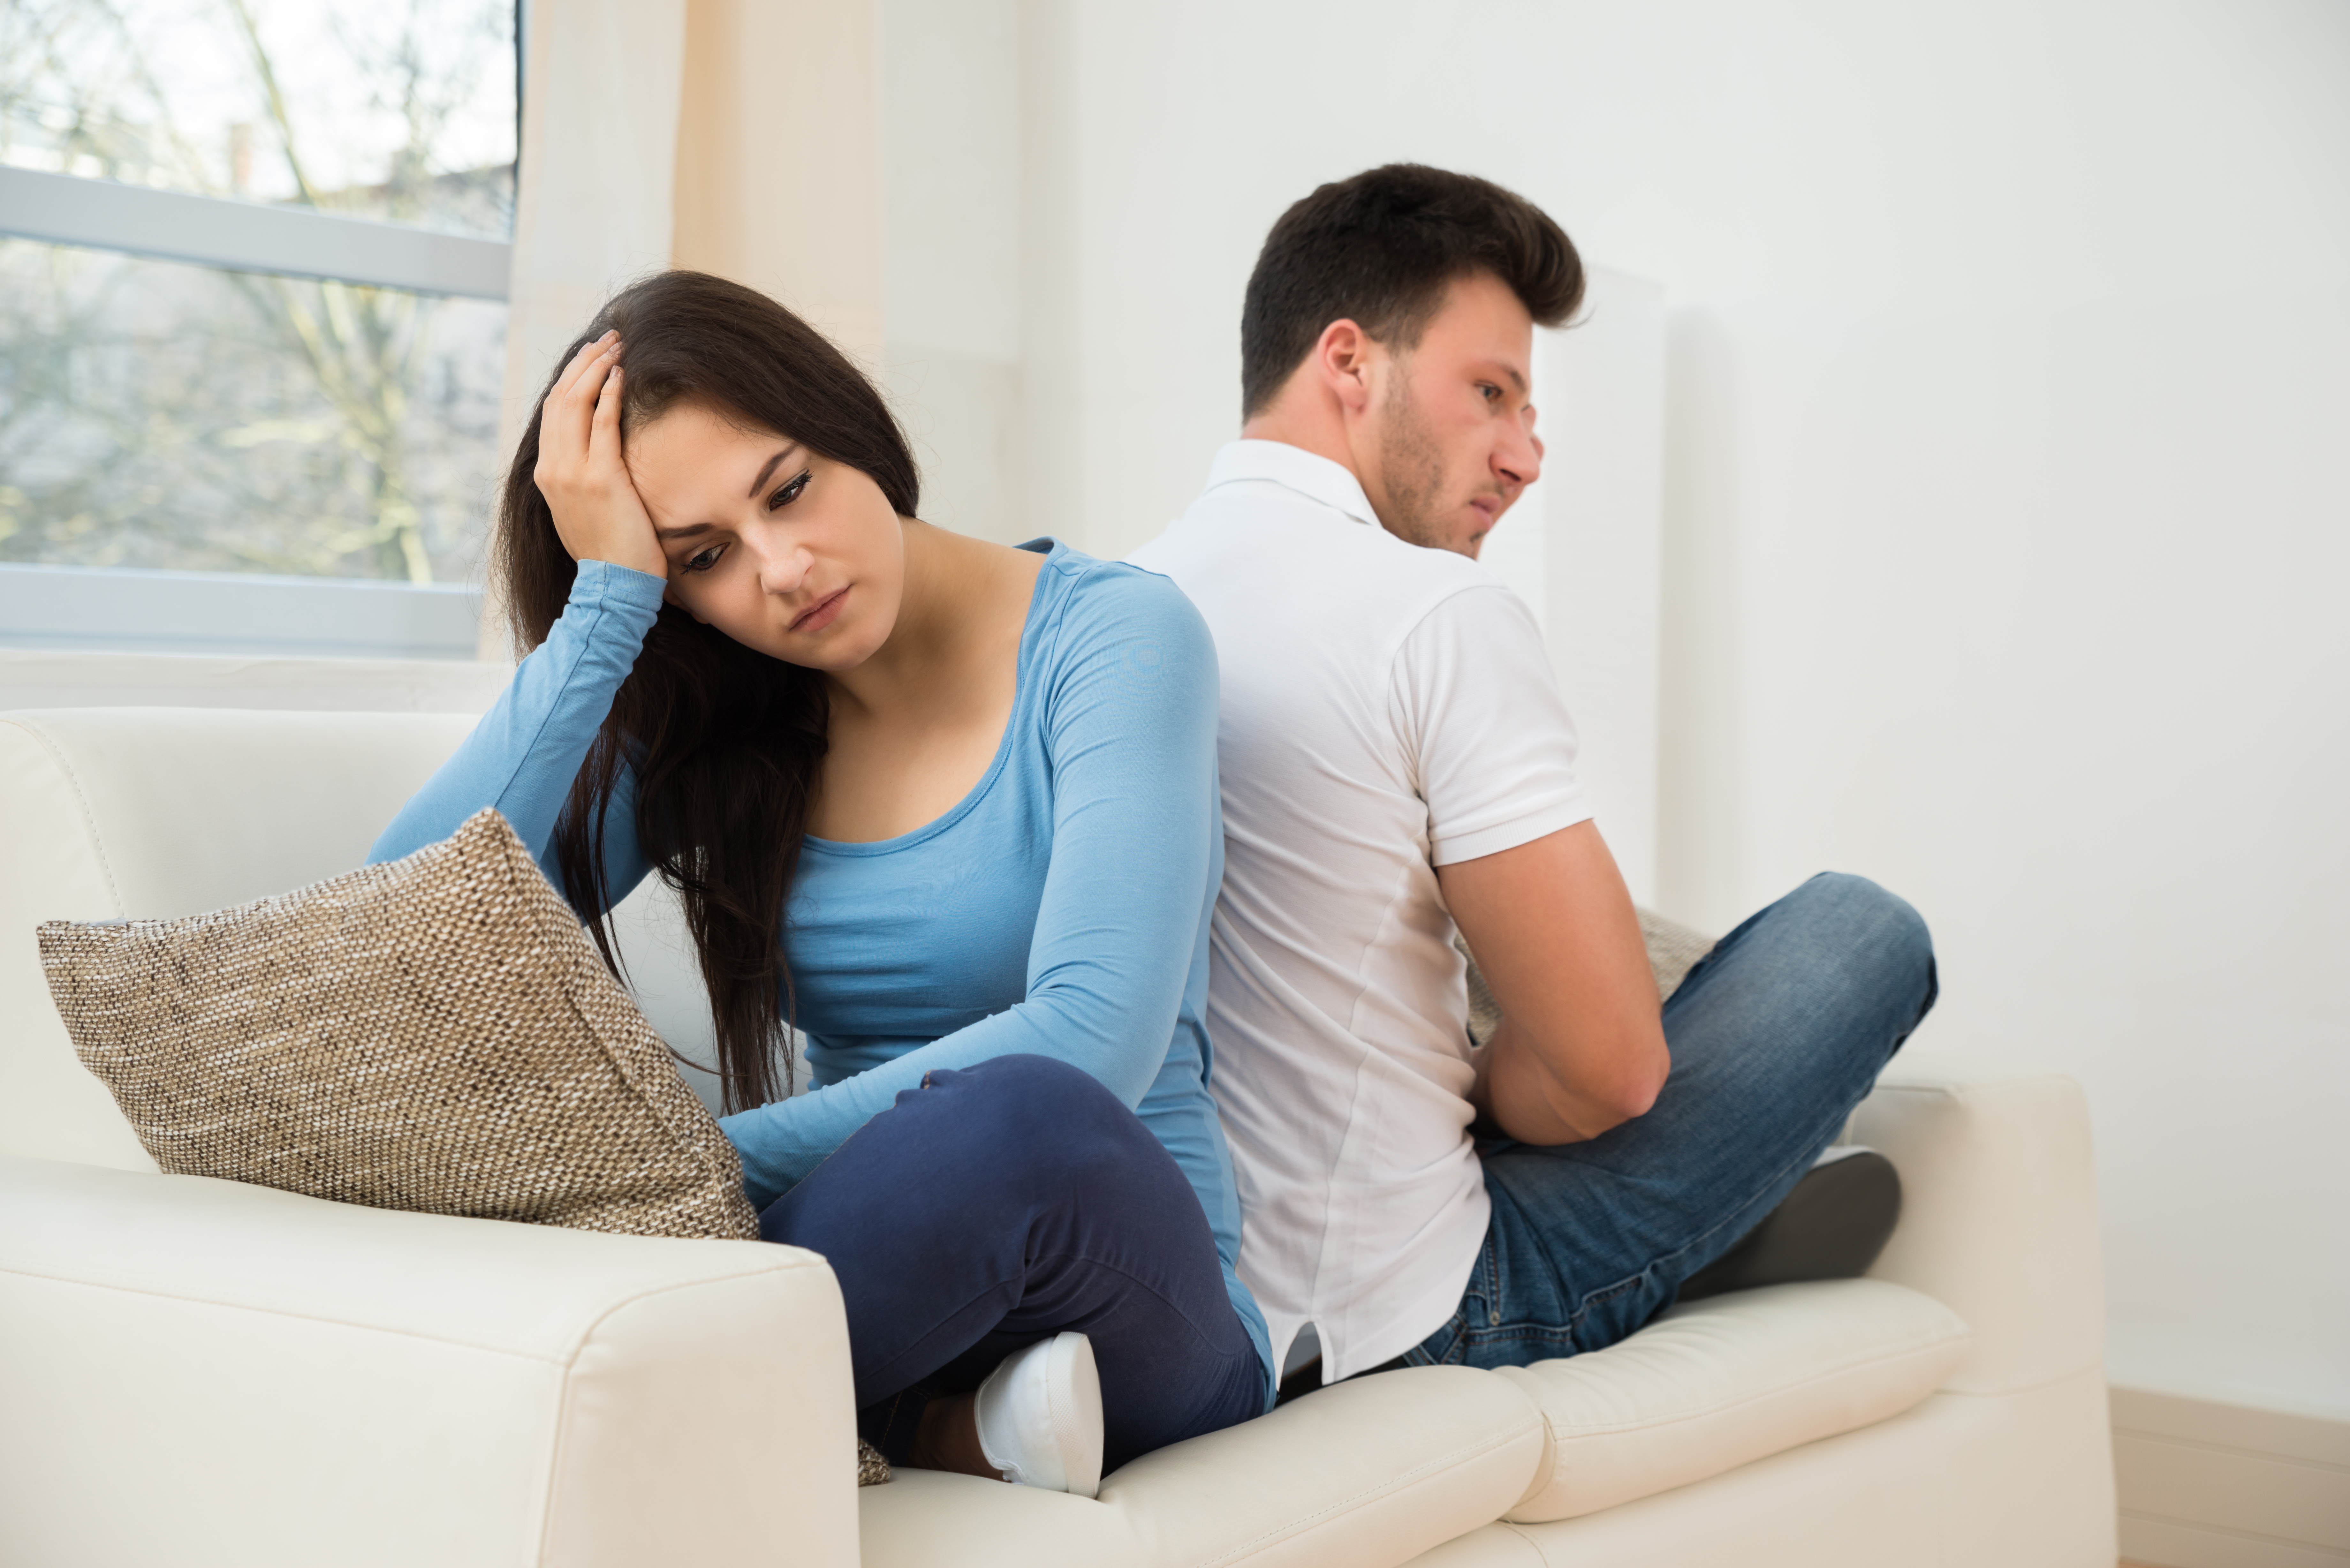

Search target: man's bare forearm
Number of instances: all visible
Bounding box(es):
[1442,821,1670,1148]
[1472,1016,1663,1145]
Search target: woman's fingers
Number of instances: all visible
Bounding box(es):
[550,329,618,403]
[535,342,664,579]
[563,343,621,427]
[544,334,620,441]
[587,363,625,462]
[538,335,624,478]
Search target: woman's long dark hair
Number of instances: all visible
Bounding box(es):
[495,270,920,1112]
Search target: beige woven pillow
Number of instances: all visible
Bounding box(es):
[37,806,758,1241]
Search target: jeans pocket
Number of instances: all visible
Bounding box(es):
[1408,1308,1472,1367]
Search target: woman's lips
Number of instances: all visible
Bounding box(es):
[792,586,850,633]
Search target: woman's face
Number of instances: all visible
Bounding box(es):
[621,401,906,671]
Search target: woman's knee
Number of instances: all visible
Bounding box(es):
[927,1052,1126,1128]
[921,1054,1159,1189]
[776,1055,1157,1243]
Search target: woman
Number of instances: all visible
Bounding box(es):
[371,272,1273,1492]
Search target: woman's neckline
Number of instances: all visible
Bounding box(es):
[800,537,1061,856]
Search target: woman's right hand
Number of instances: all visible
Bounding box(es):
[534,331,668,580]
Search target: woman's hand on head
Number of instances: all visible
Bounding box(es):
[534,331,669,581]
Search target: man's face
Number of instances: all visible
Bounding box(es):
[1357,271,1543,558]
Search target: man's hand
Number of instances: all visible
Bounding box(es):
[1439,820,1668,1145]
[534,330,668,580]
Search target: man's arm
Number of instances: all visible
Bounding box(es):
[1439,820,1669,1145]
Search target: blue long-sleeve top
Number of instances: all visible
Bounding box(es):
[371,540,1274,1403]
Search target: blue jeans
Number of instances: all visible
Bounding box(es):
[1404,872,1938,1370]
[757,1053,1267,1472]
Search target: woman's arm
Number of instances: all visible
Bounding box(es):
[721,566,1220,1206]
[372,332,673,906]
[368,559,661,910]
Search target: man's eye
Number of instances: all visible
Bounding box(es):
[768,470,811,511]
[682,545,725,574]
[1480,383,1503,403]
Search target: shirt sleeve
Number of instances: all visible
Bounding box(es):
[719,565,1222,1205]
[1392,582,1592,867]
[367,559,661,910]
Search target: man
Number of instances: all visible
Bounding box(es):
[1129,165,1937,1390]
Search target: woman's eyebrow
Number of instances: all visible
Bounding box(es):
[746,444,804,499]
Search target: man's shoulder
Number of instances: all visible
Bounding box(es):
[1139,498,1502,643]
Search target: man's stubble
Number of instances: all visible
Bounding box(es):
[1372,373,1457,554]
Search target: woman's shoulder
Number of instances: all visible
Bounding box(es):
[1025,541,1217,700]
[1035,541,1212,643]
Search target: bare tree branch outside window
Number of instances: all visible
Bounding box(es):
[0,0,514,584]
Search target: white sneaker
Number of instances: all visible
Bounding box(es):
[972,1331,1104,1498]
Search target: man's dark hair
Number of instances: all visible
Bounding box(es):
[1239,164,1583,418]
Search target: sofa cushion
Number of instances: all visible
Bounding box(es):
[37,806,757,1242]
[1496,1278,1969,1523]
[859,1365,1547,1568]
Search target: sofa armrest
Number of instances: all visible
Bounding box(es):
[0,1156,858,1568]
[1851,1052,2105,1394]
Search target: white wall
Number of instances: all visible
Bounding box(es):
[1530,275,1668,908]
[876,0,2350,1418]
[876,0,1025,546]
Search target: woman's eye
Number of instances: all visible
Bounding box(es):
[681,545,725,574]
[767,469,811,511]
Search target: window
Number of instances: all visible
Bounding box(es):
[0,0,517,658]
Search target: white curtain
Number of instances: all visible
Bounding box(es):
[499,0,690,458]
[485,0,689,655]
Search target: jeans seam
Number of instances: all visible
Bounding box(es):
[1483,1227,1505,1329]
[1465,1325,1580,1356]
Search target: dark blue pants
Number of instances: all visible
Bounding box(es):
[758,1053,1266,1473]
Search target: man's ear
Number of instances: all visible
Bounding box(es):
[1316,319,1377,414]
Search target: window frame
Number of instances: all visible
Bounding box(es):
[0,562,483,661]
[0,4,522,664]
[0,165,511,301]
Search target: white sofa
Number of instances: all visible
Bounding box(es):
[0,707,2119,1567]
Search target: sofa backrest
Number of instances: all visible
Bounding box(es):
[0,708,482,1166]
[0,707,732,1169]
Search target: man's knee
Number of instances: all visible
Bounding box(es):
[1788,871,1937,1023]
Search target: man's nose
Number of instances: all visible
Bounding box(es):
[1498,407,1543,494]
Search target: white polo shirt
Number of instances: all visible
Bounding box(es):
[1129,440,1590,1380]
